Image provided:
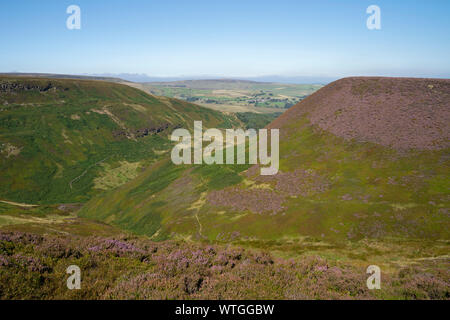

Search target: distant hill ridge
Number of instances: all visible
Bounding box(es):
[0,72,125,83]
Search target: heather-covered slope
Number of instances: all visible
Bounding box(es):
[270,77,450,150]
[1,230,448,299]
[0,77,239,204]
[80,77,450,242]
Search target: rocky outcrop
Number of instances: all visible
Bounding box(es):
[0,81,69,93]
[112,123,171,139]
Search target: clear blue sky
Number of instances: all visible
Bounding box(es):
[1,0,449,78]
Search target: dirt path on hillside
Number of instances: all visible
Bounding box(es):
[195,212,203,238]
[188,192,207,239]
[0,200,38,207]
[69,156,110,190]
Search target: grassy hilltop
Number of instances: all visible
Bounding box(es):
[0,76,239,204]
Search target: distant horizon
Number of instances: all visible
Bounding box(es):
[2,71,449,85]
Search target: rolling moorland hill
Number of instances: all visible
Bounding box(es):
[79,77,450,243]
[269,77,450,150]
[0,76,240,204]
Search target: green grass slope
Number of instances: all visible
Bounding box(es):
[0,76,239,204]
[79,77,449,243]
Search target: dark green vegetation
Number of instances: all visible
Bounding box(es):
[0,77,240,204]
[137,79,322,113]
[236,112,282,130]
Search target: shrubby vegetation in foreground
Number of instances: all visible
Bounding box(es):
[0,231,448,300]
